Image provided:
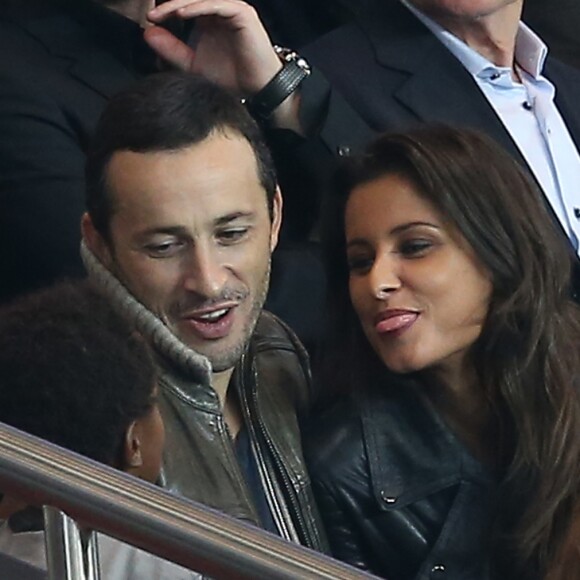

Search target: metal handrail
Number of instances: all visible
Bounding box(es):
[0,422,376,579]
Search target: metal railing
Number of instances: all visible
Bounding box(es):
[0,421,376,579]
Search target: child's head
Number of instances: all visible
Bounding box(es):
[0,280,164,483]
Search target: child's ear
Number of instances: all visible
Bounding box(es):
[123,421,143,471]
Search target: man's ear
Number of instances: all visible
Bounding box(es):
[81,212,113,268]
[269,188,283,253]
[123,421,143,473]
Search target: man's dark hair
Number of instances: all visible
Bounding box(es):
[0,280,157,467]
[86,71,277,239]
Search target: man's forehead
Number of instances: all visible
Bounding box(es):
[105,136,269,230]
[107,132,261,184]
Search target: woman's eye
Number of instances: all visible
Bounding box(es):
[347,255,373,273]
[399,239,433,257]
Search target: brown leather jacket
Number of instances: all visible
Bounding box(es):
[82,243,328,552]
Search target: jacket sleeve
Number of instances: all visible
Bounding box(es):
[0,72,87,302]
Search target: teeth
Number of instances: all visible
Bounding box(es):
[198,308,228,321]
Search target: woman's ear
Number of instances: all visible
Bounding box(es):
[123,421,143,472]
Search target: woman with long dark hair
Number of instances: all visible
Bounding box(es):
[307,126,580,580]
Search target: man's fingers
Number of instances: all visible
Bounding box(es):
[143,27,197,71]
[148,0,252,23]
[148,0,201,21]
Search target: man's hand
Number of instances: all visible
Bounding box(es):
[145,0,282,96]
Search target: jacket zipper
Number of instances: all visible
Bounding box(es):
[216,406,261,525]
[239,353,314,548]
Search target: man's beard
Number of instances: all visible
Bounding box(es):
[109,251,272,373]
[207,260,271,373]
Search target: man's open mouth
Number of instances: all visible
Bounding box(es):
[181,305,238,340]
[194,308,230,322]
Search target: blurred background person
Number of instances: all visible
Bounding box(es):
[0,0,157,303]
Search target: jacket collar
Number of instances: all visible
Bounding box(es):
[81,241,212,386]
[360,379,492,511]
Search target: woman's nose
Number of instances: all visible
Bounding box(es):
[369,254,401,299]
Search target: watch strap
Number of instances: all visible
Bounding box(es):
[247,48,310,121]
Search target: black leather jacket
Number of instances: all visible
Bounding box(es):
[305,381,496,579]
[82,243,327,553]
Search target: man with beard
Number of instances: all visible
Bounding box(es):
[80,71,327,551]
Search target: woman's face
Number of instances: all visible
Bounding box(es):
[345,173,492,381]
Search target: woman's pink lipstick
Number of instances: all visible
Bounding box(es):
[374,310,419,335]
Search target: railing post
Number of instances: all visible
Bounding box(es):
[43,506,100,580]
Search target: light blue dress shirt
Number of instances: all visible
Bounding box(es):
[403,1,580,254]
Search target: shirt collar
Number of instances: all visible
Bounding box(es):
[401,0,548,80]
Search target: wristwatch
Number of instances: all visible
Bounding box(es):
[247,45,311,121]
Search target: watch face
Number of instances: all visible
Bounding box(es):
[273,46,311,72]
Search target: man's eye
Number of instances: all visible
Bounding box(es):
[217,228,249,244]
[399,239,433,257]
[144,241,183,258]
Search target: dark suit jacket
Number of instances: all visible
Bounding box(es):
[0,0,147,302]
[280,0,580,292]
[246,0,345,48]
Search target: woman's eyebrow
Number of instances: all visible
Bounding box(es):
[346,221,442,248]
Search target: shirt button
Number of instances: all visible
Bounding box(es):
[431,564,446,576]
[490,72,501,80]
[337,145,351,157]
[380,490,397,504]
[574,208,580,219]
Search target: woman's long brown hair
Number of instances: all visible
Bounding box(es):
[319,126,580,578]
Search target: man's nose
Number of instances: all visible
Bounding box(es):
[182,244,228,298]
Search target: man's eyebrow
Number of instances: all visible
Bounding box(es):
[137,225,188,238]
[214,211,255,226]
[135,213,257,238]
